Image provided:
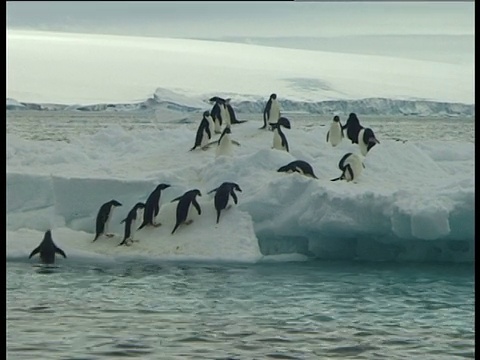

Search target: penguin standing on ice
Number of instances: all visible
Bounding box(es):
[138,183,171,230]
[342,113,364,144]
[271,117,291,152]
[326,115,344,147]
[331,152,365,182]
[262,93,281,130]
[29,230,67,265]
[215,126,240,158]
[207,182,242,224]
[209,96,230,133]
[118,202,145,246]
[357,127,380,156]
[170,189,202,234]
[190,111,213,151]
[277,160,318,179]
[93,199,123,242]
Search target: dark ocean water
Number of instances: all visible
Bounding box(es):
[7,260,474,360]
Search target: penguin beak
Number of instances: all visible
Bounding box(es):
[370,137,380,144]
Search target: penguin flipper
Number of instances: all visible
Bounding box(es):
[207,187,219,195]
[55,246,67,259]
[326,131,330,142]
[232,140,241,146]
[29,246,40,259]
[170,196,182,203]
[192,199,202,215]
[230,190,238,205]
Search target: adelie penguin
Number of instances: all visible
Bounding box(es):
[29,230,67,265]
[271,117,291,152]
[190,111,213,151]
[93,199,123,242]
[262,93,281,130]
[277,160,318,179]
[207,182,242,224]
[357,127,380,156]
[138,183,171,230]
[342,113,364,144]
[170,189,202,235]
[226,102,247,124]
[331,152,365,183]
[326,115,344,147]
[209,96,230,133]
[215,126,240,158]
[118,202,145,246]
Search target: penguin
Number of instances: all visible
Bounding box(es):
[190,111,213,151]
[93,199,123,242]
[170,189,202,234]
[215,126,240,158]
[271,116,291,152]
[29,230,67,265]
[326,115,344,147]
[342,113,364,144]
[207,182,242,224]
[209,96,229,133]
[277,160,318,179]
[138,183,171,230]
[331,152,365,182]
[357,127,380,156]
[118,202,145,246]
[226,102,247,124]
[262,93,281,130]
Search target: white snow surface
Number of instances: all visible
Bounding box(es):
[6,30,474,105]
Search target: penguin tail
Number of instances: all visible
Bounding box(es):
[330,176,343,182]
[137,222,146,230]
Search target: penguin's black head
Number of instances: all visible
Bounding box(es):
[270,93,277,100]
[333,115,340,122]
[233,183,242,192]
[111,200,122,207]
[193,189,202,197]
[203,110,210,117]
[347,113,360,126]
[209,96,225,104]
[44,230,52,239]
[158,183,171,190]
[135,202,146,209]
[277,117,291,129]
[223,126,232,134]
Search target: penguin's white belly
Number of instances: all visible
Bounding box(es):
[272,130,284,150]
[358,129,368,156]
[329,123,343,147]
[200,129,210,148]
[345,155,363,181]
[220,105,231,128]
[216,135,233,157]
[269,101,280,124]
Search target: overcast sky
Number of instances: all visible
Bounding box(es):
[7,1,475,39]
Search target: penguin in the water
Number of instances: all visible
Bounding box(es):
[190,111,213,151]
[170,189,202,234]
[326,115,344,147]
[262,93,281,130]
[118,202,145,246]
[277,160,318,179]
[331,152,365,182]
[215,126,240,158]
[93,199,123,242]
[342,113,364,144]
[271,117,291,152]
[29,230,67,265]
[209,96,230,133]
[357,127,380,156]
[138,183,171,230]
[207,182,242,224]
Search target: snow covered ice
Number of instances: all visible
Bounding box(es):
[6,31,474,264]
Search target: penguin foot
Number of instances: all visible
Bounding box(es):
[227,205,232,210]
[185,219,194,225]
[106,233,114,237]
[153,223,162,227]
